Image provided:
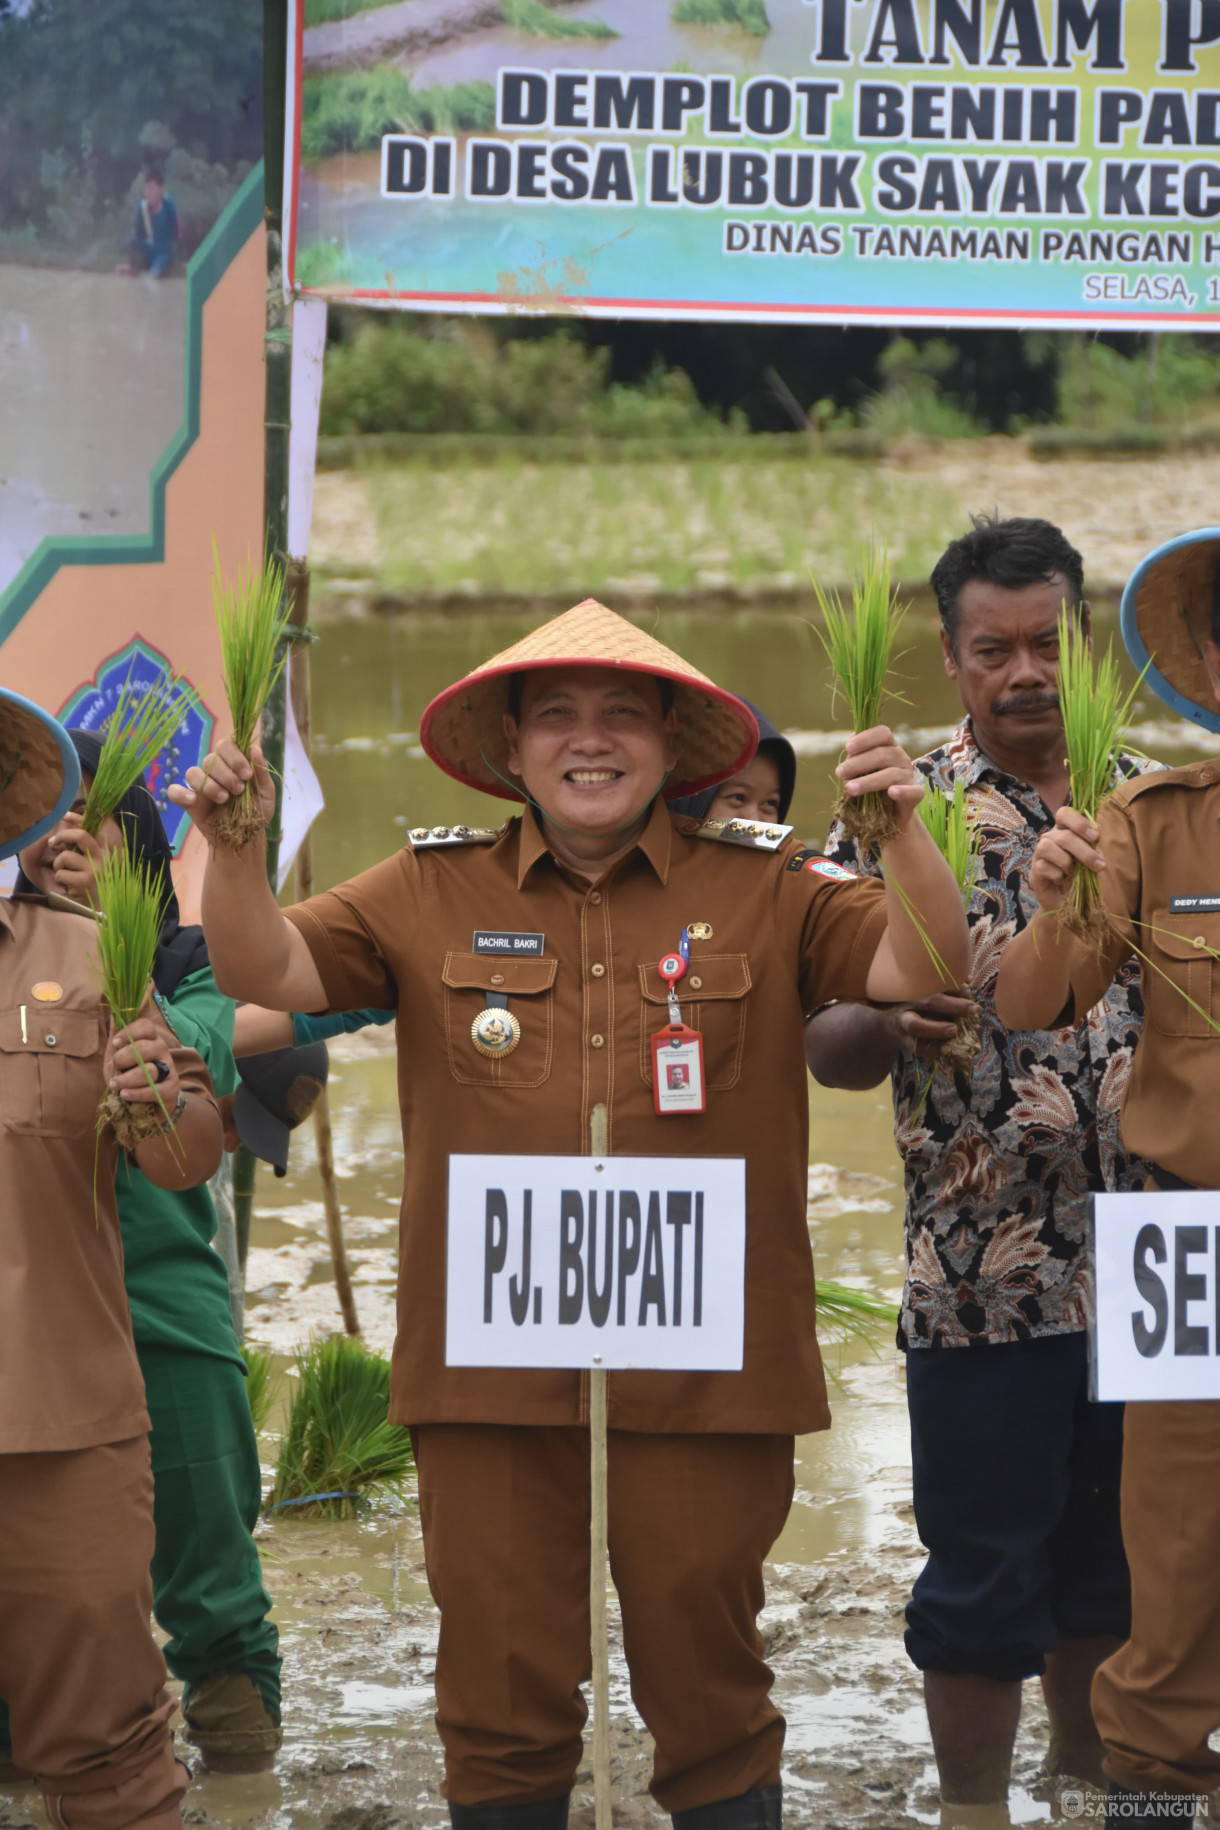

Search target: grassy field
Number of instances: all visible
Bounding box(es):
[310,439,1220,604]
[319,454,957,599]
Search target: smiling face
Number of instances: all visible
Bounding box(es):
[943,574,1086,764]
[503,666,679,839]
[706,752,783,825]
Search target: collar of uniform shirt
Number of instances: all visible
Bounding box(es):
[515,794,674,890]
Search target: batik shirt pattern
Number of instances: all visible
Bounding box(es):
[826,720,1155,1350]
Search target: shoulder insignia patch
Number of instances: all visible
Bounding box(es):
[408,825,500,849]
[786,848,857,882]
[695,818,793,853]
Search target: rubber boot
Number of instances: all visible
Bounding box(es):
[448,1796,570,1830]
[182,1671,282,1774]
[671,1783,783,1830]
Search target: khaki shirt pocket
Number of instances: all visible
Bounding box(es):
[442,953,558,1088]
[638,953,752,1092]
[1145,908,1220,1039]
[0,1006,106,1136]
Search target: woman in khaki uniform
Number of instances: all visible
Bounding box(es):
[0,686,224,1830]
[995,528,1220,1827]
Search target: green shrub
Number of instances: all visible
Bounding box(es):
[502,0,617,35]
[672,0,769,34]
[267,1335,412,1519]
[301,68,495,162]
[305,0,401,22]
[1055,334,1220,430]
[321,319,733,439]
[862,335,982,439]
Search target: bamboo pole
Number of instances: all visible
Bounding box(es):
[288,559,360,1338]
[589,1102,612,1830]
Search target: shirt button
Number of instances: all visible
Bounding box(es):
[689,975,703,989]
[590,892,602,905]
[490,972,505,984]
[591,963,606,978]
[590,1033,606,1049]
[1194,936,1208,949]
[44,1034,57,1047]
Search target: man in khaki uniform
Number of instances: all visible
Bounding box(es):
[995,530,1220,1827]
[0,687,223,1830]
[171,600,970,1830]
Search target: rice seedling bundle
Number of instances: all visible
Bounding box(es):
[242,1344,279,1438]
[1057,609,1143,947]
[210,545,290,851]
[815,550,906,849]
[917,777,983,1072]
[267,1334,413,1520]
[91,847,173,1149]
[80,671,188,839]
[815,1278,898,1351]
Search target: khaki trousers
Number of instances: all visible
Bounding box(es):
[0,1438,186,1830]
[1092,1400,1220,1797]
[412,1425,795,1814]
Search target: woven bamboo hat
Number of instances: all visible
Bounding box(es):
[0,687,80,860]
[1121,529,1220,737]
[419,598,759,801]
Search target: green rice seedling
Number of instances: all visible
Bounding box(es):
[267,1335,413,1520]
[210,543,290,851]
[91,847,174,1150]
[80,670,190,839]
[814,549,906,849]
[816,1278,898,1387]
[502,0,618,36]
[673,0,769,34]
[917,777,983,1073]
[1057,609,1145,946]
[242,1344,279,1438]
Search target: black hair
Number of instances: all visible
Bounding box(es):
[506,669,674,721]
[143,164,165,186]
[931,513,1085,653]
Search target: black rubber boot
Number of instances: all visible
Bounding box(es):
[448,1796,570,1830]
[1106,1784,1197,1827]
[672,1783,783,1830]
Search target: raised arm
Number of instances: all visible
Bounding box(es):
[169,739,327,1012]
[994,803,1133,1030]
[834,728,970,1001]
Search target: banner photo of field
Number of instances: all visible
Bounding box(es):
[0,1,266,902]
[286,0,1220,329]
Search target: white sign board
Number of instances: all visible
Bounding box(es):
[446,1153,746,1372]
[1093,1191,1220,1401]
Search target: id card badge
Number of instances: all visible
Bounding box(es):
[651,1023,706,1115]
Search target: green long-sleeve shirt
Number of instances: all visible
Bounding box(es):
[117,965,244,1368]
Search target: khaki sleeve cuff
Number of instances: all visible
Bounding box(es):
[283,902,365,1015]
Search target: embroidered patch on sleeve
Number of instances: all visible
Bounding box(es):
[787,848,857,882]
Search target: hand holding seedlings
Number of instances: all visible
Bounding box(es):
[1027,806,1106,912]
[106,1014,180,1110]
[890,991,979,1060]
[169,738,276,843]
[836,725,924,830]
[45,813,114,902]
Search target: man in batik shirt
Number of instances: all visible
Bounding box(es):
[806,515,1157,1821]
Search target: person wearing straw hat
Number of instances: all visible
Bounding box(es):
[171,597,969,1830]
[995,529,1220,1827]
[0,687,223,1830]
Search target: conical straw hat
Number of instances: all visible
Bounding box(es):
[0,688,80,860]
[1121,529,1220,737]
[419,598,759,801]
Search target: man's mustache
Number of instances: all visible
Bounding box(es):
[992,691,1060,717]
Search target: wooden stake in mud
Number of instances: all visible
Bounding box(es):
[289,559,360,1338]
[589,1101,612,1830]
